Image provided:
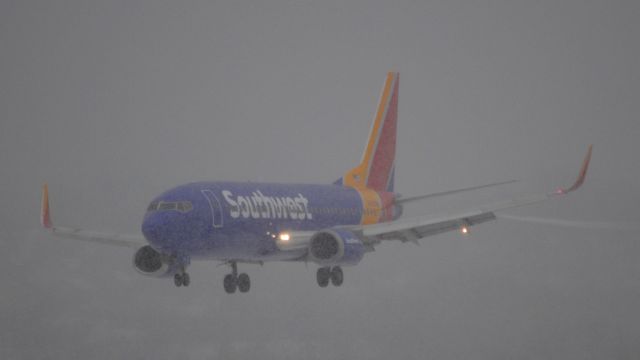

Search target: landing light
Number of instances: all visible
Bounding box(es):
[461,227,469,235]
[279,233,290,242]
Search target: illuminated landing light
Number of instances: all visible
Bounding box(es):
[461,227,469,235]
[279,233,290,242]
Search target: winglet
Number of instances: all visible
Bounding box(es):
[557,145,593,194]
[41,184,53,229]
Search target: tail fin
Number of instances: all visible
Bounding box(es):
[338,72,399,192]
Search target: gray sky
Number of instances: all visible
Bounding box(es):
[1,0,639,358]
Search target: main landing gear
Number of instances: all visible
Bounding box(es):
[316,266,343,287]
[223,261,251,294]
[174,268,191,287]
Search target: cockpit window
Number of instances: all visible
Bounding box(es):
[158,202,177,211]
[177,202,193,212]
[147,201,193,213]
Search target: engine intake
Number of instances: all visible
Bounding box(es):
[133,245,178,277]
[308,229,366,266]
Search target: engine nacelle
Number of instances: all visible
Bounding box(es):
[133,245,179,278]
[308,229,366,266]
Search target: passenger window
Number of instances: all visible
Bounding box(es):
[147,202,158,212]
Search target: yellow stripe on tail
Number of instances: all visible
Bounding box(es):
[342,72,399,192]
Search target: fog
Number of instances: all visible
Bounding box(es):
[1,0,639,358]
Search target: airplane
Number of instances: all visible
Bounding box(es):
[40,72,593,293]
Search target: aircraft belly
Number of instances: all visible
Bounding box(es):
[190,231,306,262]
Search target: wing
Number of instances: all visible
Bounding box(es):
[359,145,593,245]
[275,146,593,252]
[40,184,145,249]
[394,179,518,204]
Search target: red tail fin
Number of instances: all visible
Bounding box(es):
[341,72,398,192]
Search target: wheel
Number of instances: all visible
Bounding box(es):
[174,273,183,287]
[223,274,237,294]
[316,267,330,288]
[237,273,251,293]
[182,272,190,287]
[330,266,343,287]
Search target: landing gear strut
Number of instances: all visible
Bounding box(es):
[317,266,343,287]
[223,261,251,294]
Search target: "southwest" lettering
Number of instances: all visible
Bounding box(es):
[222,190,313,220]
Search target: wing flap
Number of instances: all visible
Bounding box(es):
[364,211,496,243]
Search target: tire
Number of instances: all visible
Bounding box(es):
[237,273,251,293]
[223,274,237,294]
[316,267,330,288]
[330,266,343,287]
[182,273,191,287]
[174,273,183,287]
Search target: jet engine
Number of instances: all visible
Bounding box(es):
[308,229,366,266]
[133,245,179,277]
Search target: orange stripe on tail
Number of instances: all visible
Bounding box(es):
[343,72,399,192]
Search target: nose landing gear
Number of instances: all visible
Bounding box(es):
[171,255,191,288]
[173,269,191,287]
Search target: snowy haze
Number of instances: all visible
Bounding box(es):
[2,0,640,358]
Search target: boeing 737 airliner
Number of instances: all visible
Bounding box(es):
[41,72,592,293]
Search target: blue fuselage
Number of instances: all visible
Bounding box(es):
[141,182,397,262]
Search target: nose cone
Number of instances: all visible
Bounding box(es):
[141,215,158,241]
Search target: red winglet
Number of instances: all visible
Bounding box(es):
[41,184,53,229]
[557,145,593,194]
